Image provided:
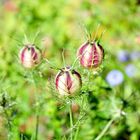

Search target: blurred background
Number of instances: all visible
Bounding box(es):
[0,0,140,140]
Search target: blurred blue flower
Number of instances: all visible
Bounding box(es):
[125,64,136,77]
[130,51,140,61]
[106,70,124,87]
[117,50,129,62]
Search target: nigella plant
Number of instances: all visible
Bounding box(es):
[54,66,83,139]
[55,66,82,96]
[77,27,105,69]
[19,44,41,69]
[18,35,43,140]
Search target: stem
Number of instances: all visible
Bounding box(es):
[31,71,39,140]
[95,118,115,140]
[74,125,80,140]
[69,104,73,140]
[44,58,60,70]
[35,114,39,140]
[62,49,66,67]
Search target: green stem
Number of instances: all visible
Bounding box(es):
[69,103,73,140]
[31,71,39,140]
[95,118,115,140]
[74,125,80,140]
[35,114,39,140]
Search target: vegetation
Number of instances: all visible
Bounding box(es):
[0,0,140,140]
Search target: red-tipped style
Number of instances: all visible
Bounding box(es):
[77,41,104,69]
[19,44,41,68]
[55,67,82,96]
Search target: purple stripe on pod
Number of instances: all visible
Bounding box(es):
[66,71,72,91]
[55,70,63,89]
[77,42,89,67]
[21,47,27,63]
[55,73,60,90]
[72,70,82,86]
[33,52,38,61]
[30,47,35,55]
[80,55,86,67]
[98,43,104,59]
[87,43,94,68]
[30,47,37,60]
[78,42,89,56]
[93,44,99,67]
[80,47,88,66]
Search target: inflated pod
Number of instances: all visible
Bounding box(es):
[55,67,82,96]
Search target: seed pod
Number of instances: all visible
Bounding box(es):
[77,41,104,68]
[19,44,41,69]
[55,67,82,96]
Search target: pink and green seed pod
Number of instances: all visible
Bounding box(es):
[77,41,104,68]
[19,44,41,69]
[55,67,82,96]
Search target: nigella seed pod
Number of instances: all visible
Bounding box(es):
[55,67,82,96]
[19,44,41,68]
[77,41,104,68]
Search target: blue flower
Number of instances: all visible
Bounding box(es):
[130,51,140,61]
[125,64,137,77]
[117,50,130,62]
[106,70,124,87]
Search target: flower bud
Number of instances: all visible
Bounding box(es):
[19,44,41,68]
[55,67,82,96]
[77,41,104,68]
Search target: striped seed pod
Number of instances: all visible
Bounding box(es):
[19,44,41,68]
[55,67,82,96]
[77,41,104,69]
